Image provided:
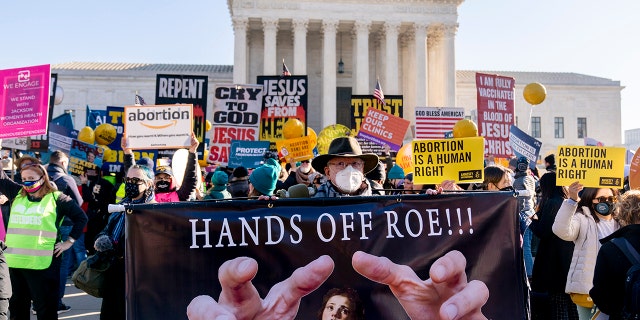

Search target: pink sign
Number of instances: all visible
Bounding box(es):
[0,64,51,139]
[475,72,515,158]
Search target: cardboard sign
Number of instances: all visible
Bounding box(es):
[412,137,485,184]
[0,64,51,138]
[209,84,263,165]
[556,145,625,188]
[257,76,308,143]
[475,73,515,158]
[357,108,410,151]
[630,147,640,190]
[124,104,193,150]
[276,136,314,163]
[228,140,270,169]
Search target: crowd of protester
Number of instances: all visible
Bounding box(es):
[0,132,638,319]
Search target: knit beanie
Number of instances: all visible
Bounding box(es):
[137,157,155,171]
[232,166,249,178]
[388,164,405,180]
[212,171,228,186]
[249,158,281,196]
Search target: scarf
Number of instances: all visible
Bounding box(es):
[112,188,154,243]
[295,167,315,185]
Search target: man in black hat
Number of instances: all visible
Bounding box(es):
[311,137,379,197]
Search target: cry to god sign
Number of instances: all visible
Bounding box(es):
[412,137,485,185]
[124,104,193,150]
[556,145,625,188]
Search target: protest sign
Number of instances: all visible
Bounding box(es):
[412,137,485,184]
[0,64,51,139]
[415,107,465,139]
[1,138,29,151]
[125,193,526,320]
[351,95,403,155]
[155,74,208,157]
[68,139,103,176]
[209,84,263,165]
[48,124,75,153]
[228,140,270,168]
[275,136,314,163]
[509,125,542,167]
[124,104,193,150]
[357,108,410,151]
[556,145,625,187]
[475,73,515,158]
[257,76,307,143]
[630,147,640,189]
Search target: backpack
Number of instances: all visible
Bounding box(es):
[611,237,640,320]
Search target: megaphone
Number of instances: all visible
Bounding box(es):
[275,183,316,198]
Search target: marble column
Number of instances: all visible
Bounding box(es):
[414,23,428,107]
[322,19,339,127]
[292,18,308,75]
[354,20,371,94]
[442,23,458,108]
[384,21,400,94]
[262,17,279,75]
[232,17,248,84]
[427,25,443,107]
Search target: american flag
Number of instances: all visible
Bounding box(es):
[282,59,291,76]
[374,79,385,106]
[135,94,146,106]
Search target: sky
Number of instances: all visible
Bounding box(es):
[1,0,638,139]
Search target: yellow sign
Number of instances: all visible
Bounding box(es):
[275,136,314,163]
[412,137,485,185]
[556,146,625,188]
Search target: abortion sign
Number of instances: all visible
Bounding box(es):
[476,73,515,158]
[0,64,51,138]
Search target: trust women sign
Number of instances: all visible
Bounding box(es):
[0,64,51,139]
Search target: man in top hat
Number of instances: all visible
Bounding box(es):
[311,137,379,197]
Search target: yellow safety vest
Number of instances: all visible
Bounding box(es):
[5,191,61,270]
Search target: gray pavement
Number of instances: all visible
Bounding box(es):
[29,279,102,320]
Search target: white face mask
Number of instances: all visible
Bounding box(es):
[334,165,364,194]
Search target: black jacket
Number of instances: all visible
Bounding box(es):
[529,195,574,293]
[590,224,640,319]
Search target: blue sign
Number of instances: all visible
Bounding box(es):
[509,125,542,168]
[228,140,270,169]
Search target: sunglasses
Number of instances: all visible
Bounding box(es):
[124,177,146,185]
[594,196,616,203]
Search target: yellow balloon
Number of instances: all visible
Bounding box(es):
[101,145,117,162]
[198,149,210,168]
[78,126,95,144]
[317,124,350,154]
[307,127,317,148]
[452,119,478,138]
[282,118,305,139]
[95,123,117,145]
[206,120,212,132]
[523,82,547,105]
[395,144,413,174]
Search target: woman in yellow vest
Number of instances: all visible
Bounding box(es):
[93,164,156,320]
[0,161,87,319]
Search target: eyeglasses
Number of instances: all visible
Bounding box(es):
[328,161,364,170]
[301,160,310,164]
[594,196,617,203]
[124,177,145,185]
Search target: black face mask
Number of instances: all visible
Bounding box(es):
[593,202,612,216]
[155,181,171,193]
[500,186,515,192]
[124,182,143,199]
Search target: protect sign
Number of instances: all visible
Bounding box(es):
[124,104,193,150]
[412,137,485,185]
[357,108,409,151]
[556,145,625,188]
[275,136,314,163]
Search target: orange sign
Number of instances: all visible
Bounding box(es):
[356,108,410,151]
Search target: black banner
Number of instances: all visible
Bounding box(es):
[125,192,526,319]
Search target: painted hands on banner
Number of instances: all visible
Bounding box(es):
[186,250,488,320]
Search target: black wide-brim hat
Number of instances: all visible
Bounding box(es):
[312,137,379,174]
